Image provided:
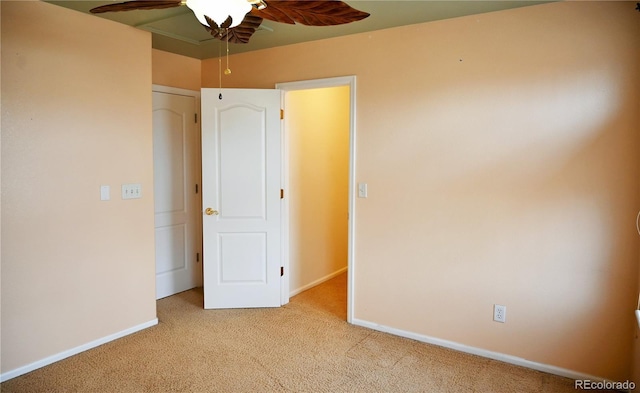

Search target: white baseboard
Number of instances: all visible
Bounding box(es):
[351,318,608,383]
[1,318,158,382]
[290,266,348,297]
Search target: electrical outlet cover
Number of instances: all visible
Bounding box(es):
[494,304,506,323]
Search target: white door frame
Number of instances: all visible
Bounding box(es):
[276,76,357,323]
[151,84,203,290]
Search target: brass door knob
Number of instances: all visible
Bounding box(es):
[205,208,219,216]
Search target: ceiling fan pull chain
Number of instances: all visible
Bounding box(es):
[224,28,232,76]
[218,28,230,100]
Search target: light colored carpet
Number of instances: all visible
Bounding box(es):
[1,273,612,392]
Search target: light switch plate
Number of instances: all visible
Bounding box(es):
[358,183,368,198]
[122,183,142,199]
[100,185,110,201]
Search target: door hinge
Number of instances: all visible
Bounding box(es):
[280,266,284,276]
[195,183,199,194]
[196,252,200,263]
[280,109,284,120]
[195,113,198,123]
[280,189,284,199]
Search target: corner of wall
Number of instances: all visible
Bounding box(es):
[152,49,202,91]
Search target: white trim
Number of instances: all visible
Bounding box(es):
[290,266,348,297]
[352,318,609,383]
[0,319,158,382]
[277,76,358,91]
[278,89,290,306]
[275,76,357,323]
[152,84,201,98]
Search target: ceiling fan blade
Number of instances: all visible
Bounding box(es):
[90,1,183,14]
[204,14,263,44]
[251,0,369,26]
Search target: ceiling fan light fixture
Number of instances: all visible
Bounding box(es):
[185,0,252,28]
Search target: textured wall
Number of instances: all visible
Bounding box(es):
[1,1,156,374]
[152,49,201,91]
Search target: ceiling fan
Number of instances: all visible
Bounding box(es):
[90,0,371,44]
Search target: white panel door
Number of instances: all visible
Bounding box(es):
[201,89,282,309]
[153,91,201,299]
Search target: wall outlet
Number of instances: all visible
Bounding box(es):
[494,304,506,323]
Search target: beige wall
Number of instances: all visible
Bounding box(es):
[152,49,201,91]
[203,1,639,380]
[1,1,156,374]
[286,87,350,294]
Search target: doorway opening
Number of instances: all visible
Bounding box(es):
[277,76,357,323]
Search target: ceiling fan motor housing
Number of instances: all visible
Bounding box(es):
[185,0,252,28]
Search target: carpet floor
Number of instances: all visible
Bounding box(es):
[1,273,616,392]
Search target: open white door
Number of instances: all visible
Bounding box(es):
[201,89,282,309]
[153,89,201,299]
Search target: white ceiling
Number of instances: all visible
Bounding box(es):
[46,1,552,59]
